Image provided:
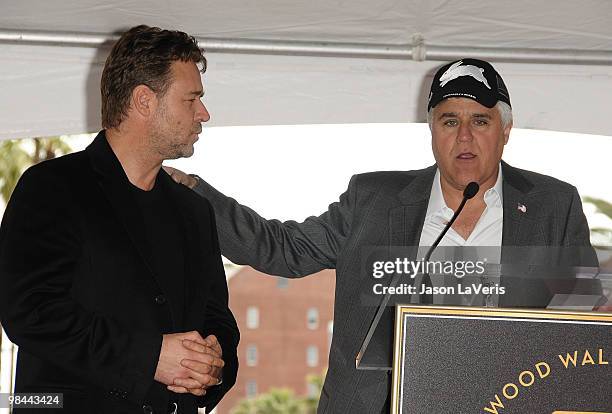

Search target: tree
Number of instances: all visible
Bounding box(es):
[583,196,612,246]
[302,373,324,414]
[232,388,303,414]
[0,137,71,204]
[0,140,30,204]
[231,373,325,414]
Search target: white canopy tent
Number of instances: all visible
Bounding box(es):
[1,0,612,140]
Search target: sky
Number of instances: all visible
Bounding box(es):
[58,124,612,234]
[156,123,612,231]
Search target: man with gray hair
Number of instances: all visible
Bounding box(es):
[166,58,595,413]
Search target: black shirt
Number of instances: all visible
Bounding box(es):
[131,180,185,330]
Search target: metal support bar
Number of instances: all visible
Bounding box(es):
[1,28,612,65]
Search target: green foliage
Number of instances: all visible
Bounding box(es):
[0,140,30,203]
[232,388,303,414]
[232,373,324,414]
[0,137,71,204]
[583,196,612,246]
[584,197,612,220]
[302,373,323,414]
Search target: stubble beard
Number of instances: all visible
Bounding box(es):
[149,105,192,161]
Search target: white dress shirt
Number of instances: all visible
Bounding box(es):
[419,166,503,248]
[414,164,504,306]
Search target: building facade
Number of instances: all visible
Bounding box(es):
[215,267,336,414]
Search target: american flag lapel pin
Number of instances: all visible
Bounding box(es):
[517,203,527,213]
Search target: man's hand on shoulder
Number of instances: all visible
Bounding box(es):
[163,166,198,189]
[154,331,224,397]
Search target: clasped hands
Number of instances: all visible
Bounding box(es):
[154,331,224,397]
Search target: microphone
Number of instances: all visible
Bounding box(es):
[420,181,480,304]
[356,182,479,368]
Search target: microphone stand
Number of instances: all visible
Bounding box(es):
[356,182,479,367]
[420,182,479,304]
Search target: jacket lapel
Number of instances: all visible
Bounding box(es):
[157,172,203,328]
[389,165,436,247]
[499,161,550,307]
[501,161,544,247]
[355,166,436,372]
[87,132,163,290]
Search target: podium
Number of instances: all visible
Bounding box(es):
[389,306,612,413]
[355,254,612,413]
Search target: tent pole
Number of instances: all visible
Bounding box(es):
[1,29,611,65]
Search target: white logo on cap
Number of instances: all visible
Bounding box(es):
[439,60,491,89]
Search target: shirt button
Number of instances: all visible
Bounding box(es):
[154,294,167,305]
[142,404,153,414]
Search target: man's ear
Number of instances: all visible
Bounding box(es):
[503,121,512,145]
[131,84,157,118]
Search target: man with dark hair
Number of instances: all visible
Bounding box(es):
[100,25,208,131]
[166,58,597,413]
[0,25,239,414]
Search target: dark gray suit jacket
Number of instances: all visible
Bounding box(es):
[194,161,595,413]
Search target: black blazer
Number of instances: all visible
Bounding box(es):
[0,132,239,414]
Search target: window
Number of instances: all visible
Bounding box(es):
[246,306,259,329]
[246,345,258,367]
[307,307,319,330]
[306,346,318,367]
[246,380,257,398]
[276,277,289,289]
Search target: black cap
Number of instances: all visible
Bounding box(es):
[427,58,511,111]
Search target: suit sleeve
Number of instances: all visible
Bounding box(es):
[197,200,240,412]
[554,186,602,300]
[562,186,599,267]
[192,176,358,277]
[0,166,161,404]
